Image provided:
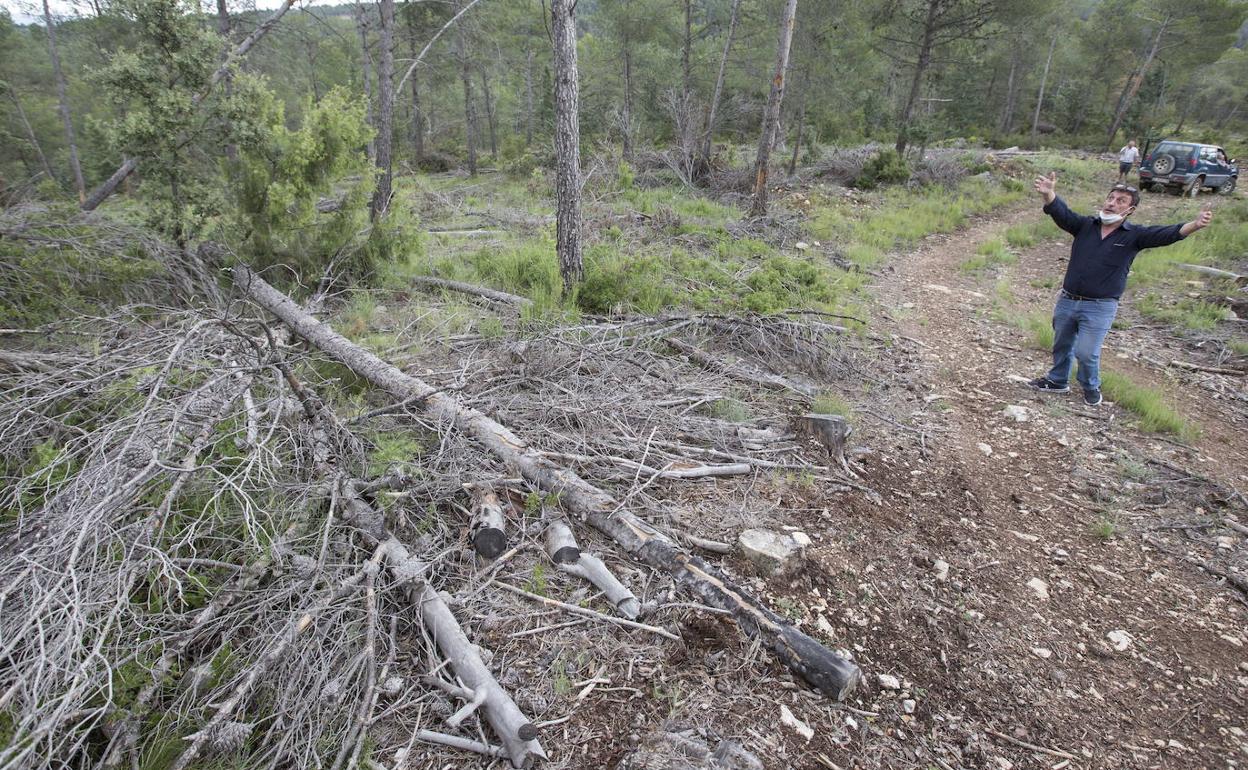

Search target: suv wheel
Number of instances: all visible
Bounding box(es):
[1153,154,1176,175]
[1186,175,1204,197]
[1219,177,1237,196]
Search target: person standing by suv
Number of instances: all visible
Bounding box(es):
[1117,139,1140,183]
[1027,172,1213,405]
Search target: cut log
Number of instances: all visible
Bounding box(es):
[1175,263,1247,287]
[410,275,533,309]
[544,518,641,619]
[467,484,507,558]
[666,337,817,397]
[796,413,852,464]
[236,265,863,700]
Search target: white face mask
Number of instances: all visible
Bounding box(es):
[1098,211,1126,225]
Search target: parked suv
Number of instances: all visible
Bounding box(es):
[1139,140,1238,196]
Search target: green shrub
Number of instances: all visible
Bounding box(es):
[744,255,837,313]
[856,149,910,189]
[1100,371,1197,438]
[577,245,676,314]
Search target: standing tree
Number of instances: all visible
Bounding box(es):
[40,0,86,202]
[885,0,995,155]
[455,1,478,176]
[699,0,742,172]
[1030,28,1058,146]
[551,0,583,294]
[371,0,396,219]
[749,0,798,219]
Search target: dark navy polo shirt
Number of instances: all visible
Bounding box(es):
[1042,196,1186,300]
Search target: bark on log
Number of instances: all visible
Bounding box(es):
[236,265,863,700]
[796,413,852,464]
[545,518,640,619]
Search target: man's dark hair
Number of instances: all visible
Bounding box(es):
[1109,184,1140,207]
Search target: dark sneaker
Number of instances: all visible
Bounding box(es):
[1083,388,1103,406]
[1028,377,1070,393]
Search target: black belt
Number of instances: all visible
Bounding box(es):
[1061,289,1115,302]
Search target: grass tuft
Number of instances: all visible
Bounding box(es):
[1099,371,1198,438]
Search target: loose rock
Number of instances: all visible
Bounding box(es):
[738,529,805,576]
[878,673,902,690]
[1026,577,1050,600]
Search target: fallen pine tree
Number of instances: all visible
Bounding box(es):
[234,263,864,701]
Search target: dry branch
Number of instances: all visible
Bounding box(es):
[545,518,641,619]
[410,275,533,309]
[666,336,818,397]
[235,264,863,700]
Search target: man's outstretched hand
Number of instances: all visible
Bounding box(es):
[1033,171,1057,205]
[1181,206,1214,237]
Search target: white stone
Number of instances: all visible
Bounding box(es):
[1032,647,1052,659]
[791,531,813,547]
[738,529,805,576]
[902,699,916,714]
[794,241,810,251]
[816,614,835,637]
[1107,630,1134,651]
[923,284,953,294]
[1002,404,1030,422]
[877,674,901,690]
[780,704,813,742]
[977,442,994,456]
[933,559,950,582]
[845,715,859,731]
[1026,577,1050,600]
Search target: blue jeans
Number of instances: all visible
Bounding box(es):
[1045,294,1119,391]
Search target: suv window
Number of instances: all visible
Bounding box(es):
[1156,142,1195,159]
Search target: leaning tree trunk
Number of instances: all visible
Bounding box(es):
[4,89,55,181]
[1105,17,1168,148]
[1030,30,1057,146]
[234,265,864,701]
[895,0,937,155]
[699,0,742,170]
[82,0,299,210]
[551,0,583,293]
[748,0,798,218]
[216,0,238,162]
[998,46,1020,135]
[787,85,807,177]
[41,0,85,203]
[454,7,478,176]
[371,0,396,220]
[524,44,535,146]
[621,35,634,161]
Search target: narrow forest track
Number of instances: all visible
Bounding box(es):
[810,188,1248,768]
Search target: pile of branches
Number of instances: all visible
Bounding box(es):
[1,256,869,767]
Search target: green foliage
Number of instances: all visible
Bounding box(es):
[578,245,677,314]
[960,237,1016,273]
[704,398,751,423]
[744,255,838,313]
[855,148,909,189]
[812,392,851,417]
[1099,370,1198,438]
[1014,312,1054,350]
[226,86,382,283]
[367,433,424,477]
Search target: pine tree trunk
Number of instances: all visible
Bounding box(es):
[998,47,1020,135]
[404,11,424,160]
[700,0,742,169]
[749,0,798,218]
[371,0,396,220]
[216,0,239,162]
[5,89,55,181]
[621,39,634,161]
[787,86,807,176]
[1030,31,1057,146]
[41,0,85,202]
[524,45,535,145]
[551,0,583,293]
[356,5,376,164]
[480,67,498,159]
[895,0,937,155]
[455,8,477,176]
[1105,17,1168,148]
